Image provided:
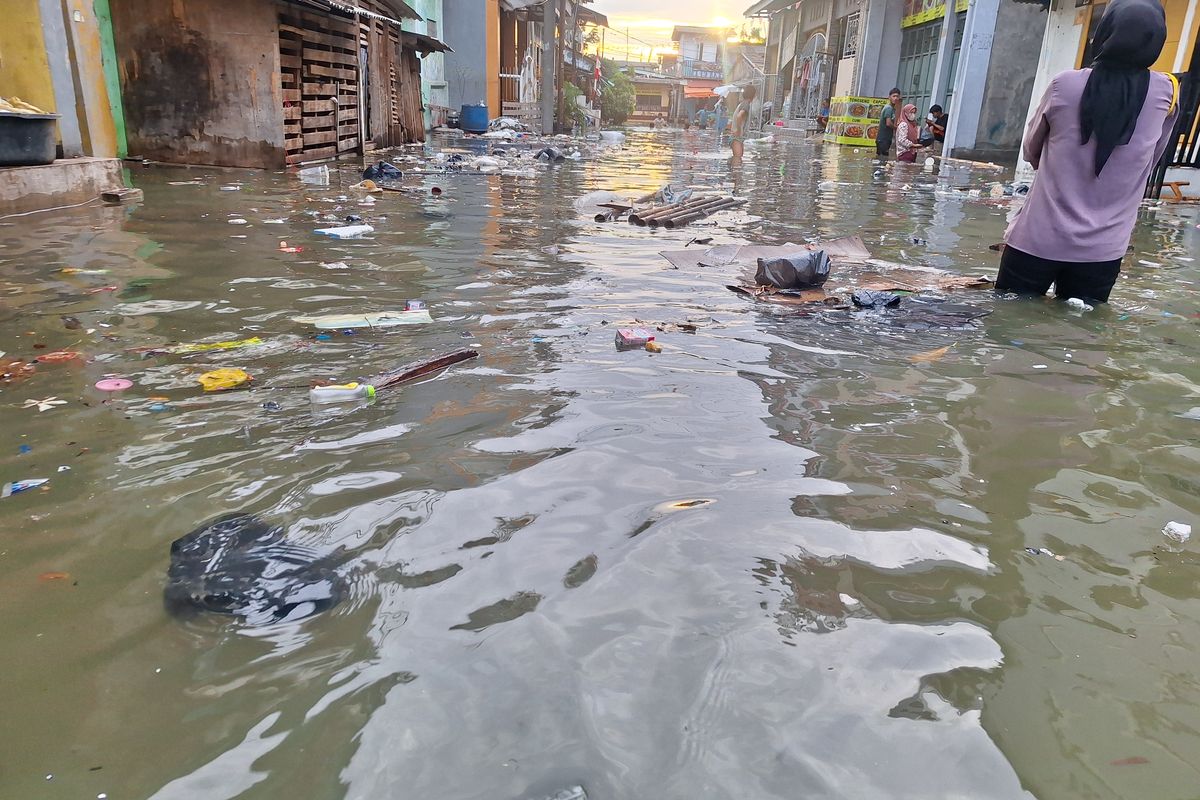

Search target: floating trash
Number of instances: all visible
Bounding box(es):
[35,350,81,363]
[197,368,252,392]
[2,478,48,498]
[95,378,133,392]
[22,397,67,412]
[1162,521,1191,543]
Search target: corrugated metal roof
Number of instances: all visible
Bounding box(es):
[743,0,796,16]
[402,30,452,54]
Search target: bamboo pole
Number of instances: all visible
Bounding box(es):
[661,198,746,228]
[648,197,739,227]
[629,195,715,225]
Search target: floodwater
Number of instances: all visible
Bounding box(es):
[2,130,1199,800]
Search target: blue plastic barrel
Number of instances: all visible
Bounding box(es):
[460,104,489,134]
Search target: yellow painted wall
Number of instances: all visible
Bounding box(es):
[486,0,500,117]
[1156,0,1188,71]
[65,0,117,157]
[0,0,57,114]
[1079,0,1197,73]
[1169,0,1197,70]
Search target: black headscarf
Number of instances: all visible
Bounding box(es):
[1079,0,1167,175]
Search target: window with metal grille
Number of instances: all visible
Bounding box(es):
[842,12,860,59]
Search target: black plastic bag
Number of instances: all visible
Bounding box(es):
[536,147,565,162]
[755,250,831,290]
[362,161,403,181]
[851,289,902,309]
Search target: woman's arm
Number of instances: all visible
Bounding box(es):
[897,121,916,151]
[1022,79,1056,169]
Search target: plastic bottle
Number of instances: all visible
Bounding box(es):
[309,382,376,404]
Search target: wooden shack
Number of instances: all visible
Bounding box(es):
[109,0,448,168]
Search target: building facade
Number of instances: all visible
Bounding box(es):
[107,0,446,169]
[443,0,605,131]
[403,0,449,129]
[0,0,125,160]
[748,0,1047,162]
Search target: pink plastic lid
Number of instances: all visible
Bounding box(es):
[95,378,133,392]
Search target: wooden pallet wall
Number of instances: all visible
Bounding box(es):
[278,8,361,165]
[400,48,424,143]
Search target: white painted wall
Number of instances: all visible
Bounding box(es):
[1014,0,1084,182]
[944,0,1000,155]
[854,0,905,97]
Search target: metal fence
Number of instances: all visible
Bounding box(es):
[1148,60,1200,198]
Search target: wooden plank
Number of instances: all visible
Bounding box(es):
[297,26,356,50]
[303,47,357,66]
[338,122,358,137]
[304,63,355,80]
[300,145,337,160]
[283,106,301,121]
[337,107,357,123]
[303,130,337,146]
[285,122,302,135]
[285,137,303,151]
[338,137,359,152]
[302,82,338,96]
[282,89,302,102]
[280,54,302,70]
[301,113,335,129]
[302,99,336,113]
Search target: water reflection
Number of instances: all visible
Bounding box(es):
[0,130,1197,799]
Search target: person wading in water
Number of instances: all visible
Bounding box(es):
[999,0,1179,304]
[731,84,758,164]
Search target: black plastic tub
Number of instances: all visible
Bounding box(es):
[0,112,59,167]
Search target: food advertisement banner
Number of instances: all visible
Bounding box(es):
[823,95,887,147]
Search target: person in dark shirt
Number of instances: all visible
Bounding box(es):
[925,104,948,144]
[876,88,901,159]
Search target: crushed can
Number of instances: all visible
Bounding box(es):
[615,328,655,350]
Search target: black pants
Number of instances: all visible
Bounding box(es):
[996,245,1122,304]
[875,139,892,158]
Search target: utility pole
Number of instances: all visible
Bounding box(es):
[567,0,580,129]
[626,27,630,62]
[540,0,556,134]
[555,0,566,132]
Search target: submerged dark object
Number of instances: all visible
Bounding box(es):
[851,289,902,309]
[164,512,346,625]
[362,160,403,181]
[834,296,992,330]
[755,250,831,290]
[536,147,565,162]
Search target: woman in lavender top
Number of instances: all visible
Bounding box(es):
[999,0,1178,303]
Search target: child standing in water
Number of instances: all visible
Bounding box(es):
[731,85,758,164]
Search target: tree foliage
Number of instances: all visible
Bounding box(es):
[600,59,635,124]
[563,82,589,128]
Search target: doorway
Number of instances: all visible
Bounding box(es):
[897,19,941,116]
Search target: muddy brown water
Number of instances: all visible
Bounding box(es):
[1,130,1198,800]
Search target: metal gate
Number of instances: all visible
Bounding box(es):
[791,32,831,125]
[897,19,941,116]
[942,11,967,113]
[1148,61,1200,198]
